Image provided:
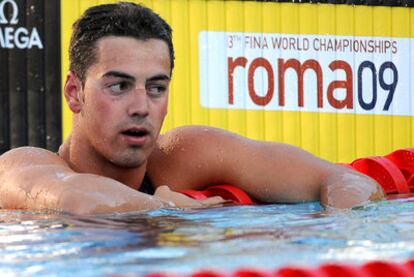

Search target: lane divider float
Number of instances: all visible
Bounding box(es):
[351,156,410,194]
[346,148,414,195]
[177,185,255,205]
[144,259,414,277]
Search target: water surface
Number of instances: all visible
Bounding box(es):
[1,197,414,276]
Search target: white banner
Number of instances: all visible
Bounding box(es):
[199,31,413,115]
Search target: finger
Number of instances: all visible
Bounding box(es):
[154,185,170,196]
[200,196,230,206]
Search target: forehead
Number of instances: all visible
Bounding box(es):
[88,36,171,78]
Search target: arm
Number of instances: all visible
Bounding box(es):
[147,126,384,208]
[0,147,223,214]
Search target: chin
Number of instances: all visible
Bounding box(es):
[113,151,148,168]
[111,158,145,168]
[104,144,151,168]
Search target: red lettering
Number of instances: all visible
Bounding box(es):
[327,61,353,109]
[228,57,247,104]
[278,58,323,107]
[248,58,274,106]
[226,55,393,112]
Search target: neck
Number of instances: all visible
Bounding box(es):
[59,132,146,190]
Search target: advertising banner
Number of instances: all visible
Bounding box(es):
[200,32,410,116]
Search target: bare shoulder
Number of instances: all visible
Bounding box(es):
[153,125,243,160]
[147,125,251,189]
[0,146,68,172]
[156,125,245,148]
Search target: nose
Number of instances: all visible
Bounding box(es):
[127,88,149,118]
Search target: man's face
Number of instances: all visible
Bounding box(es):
[78,36,171,167]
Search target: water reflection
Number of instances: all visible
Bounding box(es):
[0,198,413,276]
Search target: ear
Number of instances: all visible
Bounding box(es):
[64,71,83,113]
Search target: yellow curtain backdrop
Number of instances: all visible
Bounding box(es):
[61,0,414,163]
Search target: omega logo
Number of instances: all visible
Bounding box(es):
[0,0,43,49]
[0,0,18,24]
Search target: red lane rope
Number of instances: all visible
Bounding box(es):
[347,148,414,195]
[143,259,414,276]
[351,156,410,194]
[177,185,255,205]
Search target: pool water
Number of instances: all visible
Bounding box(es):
[2,196,414,276]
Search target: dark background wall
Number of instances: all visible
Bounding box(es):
[0,0,61,154]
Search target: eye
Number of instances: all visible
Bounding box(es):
[147,85,167,97]
[107,81,133,95]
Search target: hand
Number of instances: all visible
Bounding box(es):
[320,172,385,209]
[154,185,227,208]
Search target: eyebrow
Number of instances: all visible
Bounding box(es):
[102,71,171,82]
[102,71,135,81]
[147,74,171,82]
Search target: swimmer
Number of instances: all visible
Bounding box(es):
[0,2,384,214]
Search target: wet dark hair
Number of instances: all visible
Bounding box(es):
[69,2,174,84]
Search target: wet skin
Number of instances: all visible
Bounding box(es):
[0,36,385,214]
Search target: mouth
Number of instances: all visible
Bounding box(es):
[121,129,149,137]
[120,127,151,145]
